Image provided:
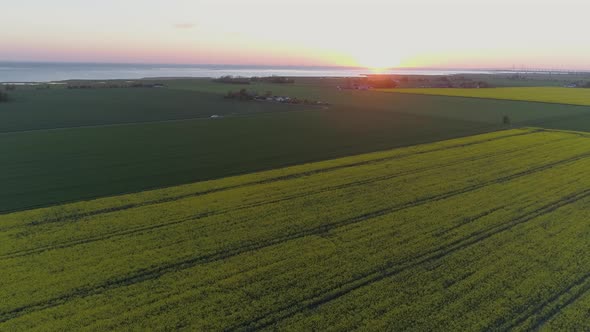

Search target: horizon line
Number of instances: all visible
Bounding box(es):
[2,60,590,73]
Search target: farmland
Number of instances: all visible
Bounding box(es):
[3,128,590,330]
[0,86,309,133]
[0,101,489,213]
[380,87,590,106]
[4,78,590,213]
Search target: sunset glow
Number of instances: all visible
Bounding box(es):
[3,0,590,70]
[353,49,403,70]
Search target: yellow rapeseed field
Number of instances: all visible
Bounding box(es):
[3,128,590,330]
[379,87,590,106]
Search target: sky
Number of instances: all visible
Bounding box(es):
[2,0,590,69]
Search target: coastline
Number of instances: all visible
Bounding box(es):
[0,62,521,83]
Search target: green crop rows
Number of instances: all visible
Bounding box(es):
[3,128,590,330]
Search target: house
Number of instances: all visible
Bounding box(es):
[274,96,290,102]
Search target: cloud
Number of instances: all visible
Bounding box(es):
[174,23,197,29]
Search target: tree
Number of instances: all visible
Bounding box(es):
[502,115,511,126]
[238,89,253,100]
[368,79,397,89]
[477,81,490,88]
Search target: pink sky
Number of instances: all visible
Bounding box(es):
[3,0,590,70]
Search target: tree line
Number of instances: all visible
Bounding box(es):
[224,88,328,105]
[214,75,295,85]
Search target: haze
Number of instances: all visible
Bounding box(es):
[2,0,590,69]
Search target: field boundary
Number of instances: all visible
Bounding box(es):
[3,129,535,224]
[1,132,569,259]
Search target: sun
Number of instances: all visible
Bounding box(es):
[355,52,403,71]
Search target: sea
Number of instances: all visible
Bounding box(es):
[0,62,506,83]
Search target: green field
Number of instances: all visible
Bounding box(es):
[4,79,590,213]
[3,128,590,330]
[0,87,308,133]
[1,109,491,213]
[380,87,590,106]
[6,81,588,132]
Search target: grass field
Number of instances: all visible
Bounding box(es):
[6,81,588,132]
[4,80,590,213]
[379,87,590,106]
[0,108,489,213]
[0,87,309,133]
[3,128,590,330]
